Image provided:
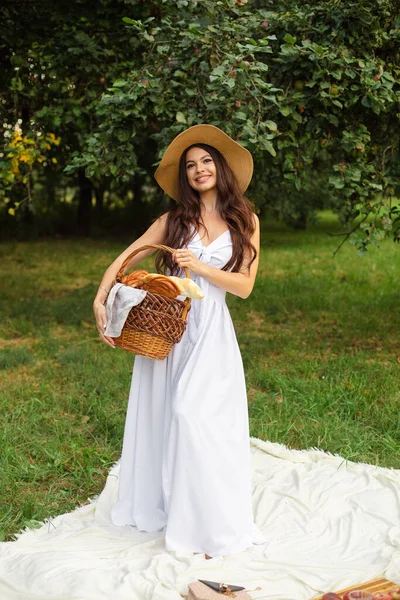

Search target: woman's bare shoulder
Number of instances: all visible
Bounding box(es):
[252,212,260,232]
[149,211,169,228]
[157,212,170,223]
[146,211,169,232]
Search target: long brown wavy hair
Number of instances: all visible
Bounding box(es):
[155,142,257,275]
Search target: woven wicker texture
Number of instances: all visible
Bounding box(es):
[314,577,399,599]
[113,244,192,360]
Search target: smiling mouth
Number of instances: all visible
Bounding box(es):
[195,175,211,183]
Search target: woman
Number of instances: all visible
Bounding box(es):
[93,124,265,558]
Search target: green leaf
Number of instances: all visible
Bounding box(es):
[122,17,139,25]
[210,65,225,78]
[265,120,278,132]
[116,129,130,142]
[291,111,303,123]
[329,175,345,189]
[382,71,395,82]
[283,33,297,45]
[176,111,187,124]
[156,45,169,54]
[327,114,339,127]
[264,141,276,157]
[255,62,269,72]
[279,106,291,117]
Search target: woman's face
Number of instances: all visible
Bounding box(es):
[185,146,217,193]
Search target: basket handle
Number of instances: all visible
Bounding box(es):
[115,244,191,283]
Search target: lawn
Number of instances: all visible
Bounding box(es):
[1,210,399,541]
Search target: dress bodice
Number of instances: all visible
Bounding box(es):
[186,226,233,304]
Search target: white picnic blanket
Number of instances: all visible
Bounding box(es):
[0,438,399,600]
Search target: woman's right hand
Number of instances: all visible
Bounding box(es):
[93,300,116,348]
[92,211,169,349]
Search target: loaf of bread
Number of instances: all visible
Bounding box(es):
[138,274,181,299]
[168,276,204,299]
[121,269,149,287]
[140,273,163,283]
[122,271,203,300]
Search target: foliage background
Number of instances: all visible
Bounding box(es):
[0,0,399,252]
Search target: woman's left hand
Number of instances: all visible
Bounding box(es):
[172,248,205,275]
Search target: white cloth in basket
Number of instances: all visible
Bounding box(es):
[104,283,147,338]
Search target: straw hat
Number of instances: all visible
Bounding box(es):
[154,124,253,202]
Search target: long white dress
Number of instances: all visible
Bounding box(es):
[110,226,265,557]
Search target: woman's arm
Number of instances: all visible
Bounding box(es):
[93,212,169,306]
[173,214,260,300]
[93,212,168,347]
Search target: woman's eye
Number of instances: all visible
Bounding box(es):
[204,158,212,163]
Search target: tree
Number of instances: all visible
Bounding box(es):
[0,0,156,235]
[1,0,399,252]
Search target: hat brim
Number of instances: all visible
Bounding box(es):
[154,124,253,202]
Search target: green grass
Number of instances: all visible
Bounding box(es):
[1,211,399,541]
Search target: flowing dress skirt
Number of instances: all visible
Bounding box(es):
[110,228,265,556]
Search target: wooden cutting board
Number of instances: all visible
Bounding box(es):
[314,577,399,599]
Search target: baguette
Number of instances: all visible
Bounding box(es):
[168,276,204,299]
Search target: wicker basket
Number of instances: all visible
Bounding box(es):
[112,244,192,360]
[314,577,399,600]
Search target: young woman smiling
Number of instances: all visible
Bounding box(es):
[93,124,265,558]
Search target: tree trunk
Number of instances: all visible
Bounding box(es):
[45,172,56,207]
[291,211,308,230]
[129,175,149,235]
[76,168,92,235]
[94,184,105,218]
